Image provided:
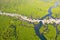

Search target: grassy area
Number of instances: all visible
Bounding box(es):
[0,0,60,18]
[0,0,60,40]
[0,0,54,18]
[0,15,39,40]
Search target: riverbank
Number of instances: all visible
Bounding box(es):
[0,11,60,25]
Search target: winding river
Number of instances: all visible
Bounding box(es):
[33,6,52,40]
[0,2,60,40]
[33,21,47,40]
[33,2,60,40]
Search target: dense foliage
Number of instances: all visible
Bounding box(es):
[0,0,60,40]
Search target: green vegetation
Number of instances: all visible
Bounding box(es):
[0,0,60,40]
[0,15,39,40]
